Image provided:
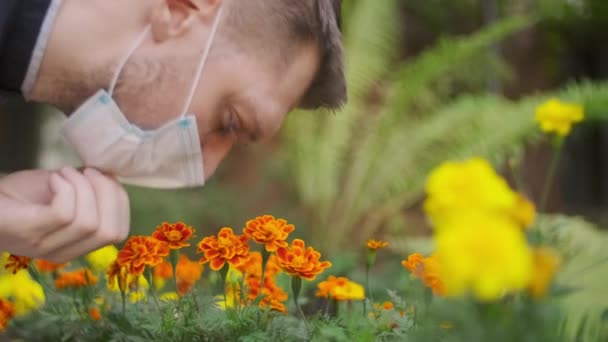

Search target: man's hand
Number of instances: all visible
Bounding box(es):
[0,167,130,262]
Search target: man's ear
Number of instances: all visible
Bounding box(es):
[150,0,223,42]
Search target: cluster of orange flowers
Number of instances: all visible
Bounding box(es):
[402,253,445,296]
[153,254,203,295]
[54,269,99,290]
[237,252,288,313]
[0,299,15,331]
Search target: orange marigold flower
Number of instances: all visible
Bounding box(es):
[35,260,67,273]
[275,239,331,281]
[54,269,98,290]
[243,215,295,252]
[4,255,32,274]
[117,236,170,276]
[152,222,196,249]
[0,299,16,331]
[402,253,445,296]
[382,301,394,310]
[367,239,389,251]
[153,255,204,295]
[197,227,250,271]
[89,307,102,321]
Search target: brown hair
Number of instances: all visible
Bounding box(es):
[225,0,346,110]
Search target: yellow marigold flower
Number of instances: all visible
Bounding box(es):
[107,261,129,293]
[129,291,146,303]
[243,215,295,252]
[424,158,523,229]
[275,239,331,281]
[366,239,389,251]
[316,276,365,301]
[117,236,170,276]
[0,299,15,331]
[0,271,45,315]
[34,260,67,273]
[86,245,118,272]
[535,98,584,137]
[435,216,533,301]
[54,269,98,290]
[89,307,102,321]
[528,247,561,299]
[152,222,196,249]
[4,255,32,275]
[402,253,445,296]
[197,227,250,271]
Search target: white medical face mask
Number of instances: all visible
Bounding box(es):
[62,8,223,189]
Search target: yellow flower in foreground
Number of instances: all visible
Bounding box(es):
[528,247,561,299]
[160,292,179,302]
[0,271,45,315]
[535,98,584,137]
[366,240,388,251]
[316,276,365,301]
[402,253,445,296]
[86,245,118,272]
[434,216,532,301]
[424,158,523,229]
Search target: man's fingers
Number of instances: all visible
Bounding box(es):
[41,168,130,262]
[39,168,100,260]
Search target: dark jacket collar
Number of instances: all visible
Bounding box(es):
[0,0,52,95]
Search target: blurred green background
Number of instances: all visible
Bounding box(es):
[2,0,608,339]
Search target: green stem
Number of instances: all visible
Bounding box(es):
[121,290,126,316]
[291,276,311,335]
[261,249,270,291]
[540,137,564,212]
[219,263,229,313]
[145,268,162,313]
[170,250,179,295]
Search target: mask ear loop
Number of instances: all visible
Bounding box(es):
[108,25,152,96]
[179,6,224,118]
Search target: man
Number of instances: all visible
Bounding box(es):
[0,0,345,262]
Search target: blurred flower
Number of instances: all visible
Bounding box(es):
[54,269,98,290]
[117,236,170,276]
[160,292,179,302]
[434,216,532,301]
[402,253,445,296]
[535,98,584,137]
[176,255,203,295]
[424,158,525,229]
[0,271,45,315]
[366,240,388,251]
[275,239,331,281]
[152,222,196,250]
[152,261,173,289]
[316,276,365,301]
[129,291,146,303]
[197,227,250,271]
[243,215,295,252]
[34,260,67,273]
[528,247,561,299]
[107,261,130,293]
[236,251,281,278]
[0,299,15,331]
[246,275,288,313]
[89,307,102,321]
[86,245,118,272]
[512,194,537,229]
[4,255,32,275]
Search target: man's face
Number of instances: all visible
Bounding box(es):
[116,36,320,181]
